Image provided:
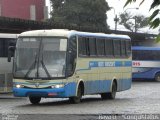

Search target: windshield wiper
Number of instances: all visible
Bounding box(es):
[24,53,38,78]
[41,52,51,79]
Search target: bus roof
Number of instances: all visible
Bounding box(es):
[0,33,18,38]
[19,29,130,40]
[132,46,160,50]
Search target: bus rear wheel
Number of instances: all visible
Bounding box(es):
[101,81,117,100]
[69,85,82,104]
[155,73,160,82]
[29,96,41,104]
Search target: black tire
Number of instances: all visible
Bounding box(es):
[29,96,41,104]
[101,81,117,100]
[69,85,82,104]
[155,73,160,82]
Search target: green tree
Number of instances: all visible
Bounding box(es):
[124,0,160,41]
[119,12,148,32]
[50,0,110,28]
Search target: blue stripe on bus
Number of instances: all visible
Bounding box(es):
[89,61,132,67]
[76,61,132,71]
[84,80,112,94]
[132,46,160,50]
[132,68,160,79]
[84,79,131,94]
[125,61,132,66]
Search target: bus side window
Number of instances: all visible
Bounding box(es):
[85,38,90,56]
[121,40,126,57]
[78,37,85,56]
[78,37,89,56]
[105,39,114,57]
[113,40,121,57]
[96,38,105,56]
[125,40,131,57]
[0,38,16,57]
[89,38,97,56]
[67,36,77,76]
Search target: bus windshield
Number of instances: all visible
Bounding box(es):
[14,37,67,79]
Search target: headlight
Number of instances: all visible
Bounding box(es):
[16,84,24,88]
[51,84,64,88]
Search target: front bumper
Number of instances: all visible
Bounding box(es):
[13,87,66,97]
[13,82,77,98]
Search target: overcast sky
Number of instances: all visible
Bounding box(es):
[46,0,159,34]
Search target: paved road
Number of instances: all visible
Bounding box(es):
[0,81,160,119]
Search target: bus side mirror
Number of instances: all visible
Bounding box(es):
[8,46,15,62]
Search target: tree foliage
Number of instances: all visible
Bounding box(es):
[124,0,160,41]
[50,0,110,28]
[119,12,148,32]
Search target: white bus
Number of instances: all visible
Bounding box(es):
[8,29,132,104]
[0,33,18,93]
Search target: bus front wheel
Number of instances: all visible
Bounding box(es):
[29,96,41,104]
[69,85,82,104]
[155,73,160,82]
[101,81,117,100]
